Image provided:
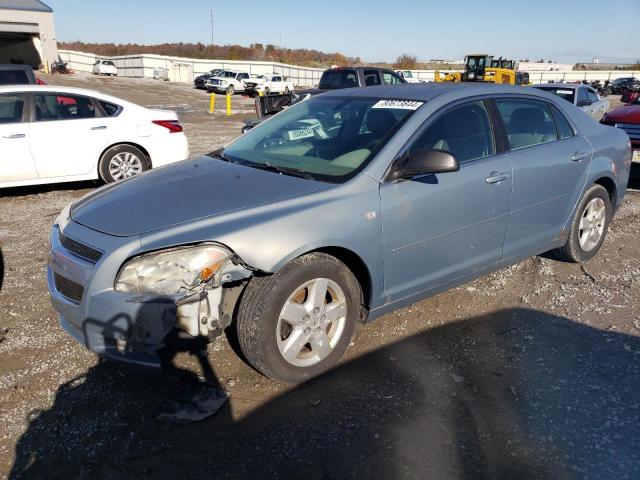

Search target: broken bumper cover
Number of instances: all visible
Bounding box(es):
[47,219,239,371]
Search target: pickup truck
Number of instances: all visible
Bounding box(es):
[205,70,251,95]
[245,74,294,96]
[395,70,422,83]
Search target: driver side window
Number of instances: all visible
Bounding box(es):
[410,100,495,163]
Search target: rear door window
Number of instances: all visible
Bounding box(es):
[34,93,98,121]
[364,70,381,86]
[0,93,25,123]
[586,88,599,103]
[495,98,558,150]
[411,100,494,163]
[576,88,589,105]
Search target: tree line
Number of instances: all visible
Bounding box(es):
[58,41,360,68]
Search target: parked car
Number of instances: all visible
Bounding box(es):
[601,94,640,170]
[0,64,37,85]
[245,74,294,96]
[0,85,189,188]
[533,83,609,121]
[205,70,250,95]
[194,69,223,89]
[241,67,408,133]
[47,83,630,384]
[92,60,117,76]
[395,70,422,83]
[607,77,640,95]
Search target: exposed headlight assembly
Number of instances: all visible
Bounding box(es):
[115,244,232,295]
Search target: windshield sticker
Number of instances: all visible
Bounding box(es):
[372,100,424,110]
[556,90,574,95]
[287,128,315,141]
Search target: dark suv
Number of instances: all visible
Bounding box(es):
[608,77,640,95]
[0,64,37,85]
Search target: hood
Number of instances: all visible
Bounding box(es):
[603,104,640,124]
[71,157,332,237]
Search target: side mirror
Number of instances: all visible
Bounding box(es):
[390,148,459,181]
[577,99,592,107]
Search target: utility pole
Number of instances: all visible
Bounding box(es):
[210,8,214,46]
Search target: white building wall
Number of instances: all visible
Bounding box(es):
[59,50,639,87]
[0,8,57,68]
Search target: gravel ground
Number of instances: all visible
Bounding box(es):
[0,76,639,479]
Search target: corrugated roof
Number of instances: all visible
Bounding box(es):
[0,0,52,13]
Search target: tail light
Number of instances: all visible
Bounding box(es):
[152,120,183,133]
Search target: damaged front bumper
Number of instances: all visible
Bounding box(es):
[48,219,252,371]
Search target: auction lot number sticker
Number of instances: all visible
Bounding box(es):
[372,100,424,110]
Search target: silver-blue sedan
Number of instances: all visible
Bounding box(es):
[48,83,632,384]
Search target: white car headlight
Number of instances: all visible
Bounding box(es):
[115,244,232,295]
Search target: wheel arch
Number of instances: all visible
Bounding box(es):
[262,244,374,313]
[97,142,152,177]
[593,175,618,210]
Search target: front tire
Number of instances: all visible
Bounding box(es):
[552,184,611,262]
[99,144,149,183]
[236,253,362,384]
[226,85,235,95]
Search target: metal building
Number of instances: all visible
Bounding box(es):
[0,0,57,70]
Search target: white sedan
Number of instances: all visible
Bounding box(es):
[0,85,189,188]
[93,60,117,76]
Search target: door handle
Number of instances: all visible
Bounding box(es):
[90,126,107,130]
[2,133,26,139]
[485,171,510,184]
[571,152,587,162]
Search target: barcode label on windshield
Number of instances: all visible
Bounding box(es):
[372,100,423,110]
[557,90,573,94]
[288,128,315,140]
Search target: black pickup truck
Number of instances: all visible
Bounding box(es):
[242,67,407,132]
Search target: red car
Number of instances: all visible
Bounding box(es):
[601,95,640,169]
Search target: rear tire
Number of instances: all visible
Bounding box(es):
[236,253,362,384]
[99,144,149,183]
[552,184,611,263]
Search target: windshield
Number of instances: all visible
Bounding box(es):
[217,71,236,78]
[217,96,422,182]
[319,69,358,89]
[535,86,575,104]
[403,71,414,78]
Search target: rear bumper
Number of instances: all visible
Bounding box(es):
[146,133,190,168]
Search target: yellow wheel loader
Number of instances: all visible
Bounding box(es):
[434,54,529,85]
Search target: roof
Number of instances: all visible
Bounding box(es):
[533,83,582,90]
[0,0,52,12]
[324,82,554,102]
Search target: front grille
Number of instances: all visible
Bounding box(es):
[54,272,84,304]
[59,231,102,263]
[616,123,640,144]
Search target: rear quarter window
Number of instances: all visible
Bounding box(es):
[99,100,121,116]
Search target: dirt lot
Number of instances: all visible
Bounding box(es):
[1,75,639,479]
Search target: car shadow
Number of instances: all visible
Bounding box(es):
[9,308,640,479]
[0,180,99,197]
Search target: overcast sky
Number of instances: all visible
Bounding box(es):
[46,0,640,64]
